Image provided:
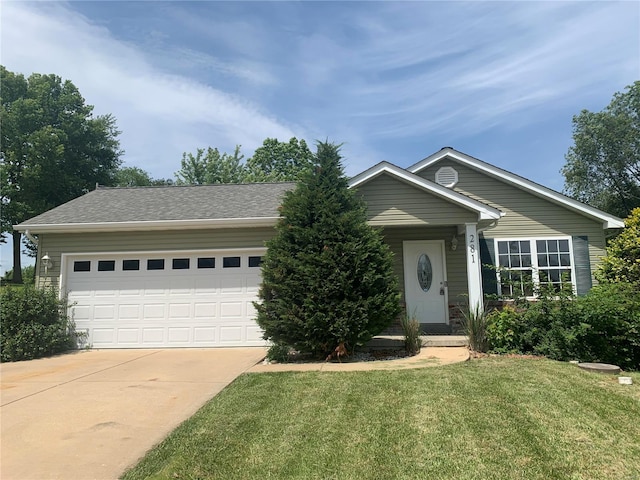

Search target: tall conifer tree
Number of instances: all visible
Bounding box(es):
[255,142,400,357]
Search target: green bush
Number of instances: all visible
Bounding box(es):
[1,285,78,362]
[485,283,640,370]
[597,208,640,287]
[485,305,523,354]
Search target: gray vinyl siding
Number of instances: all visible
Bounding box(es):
[417,160,607,273]
[380,226,468,306]
[36,227,275,288]
[356,173,478,226]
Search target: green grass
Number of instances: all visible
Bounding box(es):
[122,358,640,480]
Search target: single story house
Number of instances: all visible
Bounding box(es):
[15,147,624,348]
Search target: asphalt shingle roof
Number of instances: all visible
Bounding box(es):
[18,183,294,226]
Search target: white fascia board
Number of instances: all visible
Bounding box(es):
[14,217,279,234]
[349,161,502,221]
[409,148,625,229]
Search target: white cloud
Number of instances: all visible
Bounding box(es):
[1,2,301,178]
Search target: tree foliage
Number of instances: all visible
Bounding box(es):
[1,66,122,282]
[174,146,245,185]
[596,207,640,286]
[245,137,314,182]
[115,166,173,187]
[562,81,640,218]
[174,137,313,185]
[255,142,401,357]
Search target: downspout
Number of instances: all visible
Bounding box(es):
[24,229,39,246]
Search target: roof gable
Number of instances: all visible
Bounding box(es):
[349,161,502,221]
[409,148,625,229]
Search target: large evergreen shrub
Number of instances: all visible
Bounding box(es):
[1,285,77,362]
[255,142,401,357]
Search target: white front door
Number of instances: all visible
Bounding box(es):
[403,241,448,324]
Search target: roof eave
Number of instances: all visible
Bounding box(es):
[14,217,279,234]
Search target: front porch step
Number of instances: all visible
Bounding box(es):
[366,335,469,349]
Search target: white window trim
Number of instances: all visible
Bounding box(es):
[494,236,577,298]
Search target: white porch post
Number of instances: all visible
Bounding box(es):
[464,223,484,312]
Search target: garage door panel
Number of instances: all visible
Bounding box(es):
[66,251,266,348]
[93,305,116,320]
[142,328,164,344]
[219,326,243,343]
[117,329,140,344]
[194,327,216,343]
[168,328,190,343]
[118,304,140,319]
[93,328,115,344]
[169,303,191,318]
[194,303,217,318]
[143,304,166,319]
[71,305,91,321]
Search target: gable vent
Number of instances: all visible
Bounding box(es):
[435,166,458,188]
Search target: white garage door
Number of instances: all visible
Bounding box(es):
[63,250,266,348]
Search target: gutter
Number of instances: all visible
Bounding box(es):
[24,229,39,246]
[14,216,280,234]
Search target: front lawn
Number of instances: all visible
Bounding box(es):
[122,358,640,480]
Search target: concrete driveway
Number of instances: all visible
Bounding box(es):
[0,348,266,480]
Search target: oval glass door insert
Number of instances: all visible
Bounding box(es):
[417,253,433,292]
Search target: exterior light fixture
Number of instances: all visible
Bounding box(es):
[41,253,52,274]
[450,235,458,251]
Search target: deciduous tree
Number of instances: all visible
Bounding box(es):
[562,81,640,217]
[1,66,122,282]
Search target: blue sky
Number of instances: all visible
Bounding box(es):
[1,1,639,274]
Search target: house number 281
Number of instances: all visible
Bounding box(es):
[468,234,476,263]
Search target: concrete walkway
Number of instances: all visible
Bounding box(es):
[0,348,266,480]
[248,346,470,373]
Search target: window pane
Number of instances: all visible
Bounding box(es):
[536,240,547,253]
[223,256,241,268]
[197,257,215,269]
[560,254,571,266]
[147,259,165,270]
[498,242,508,254]
[73,261,91,272]
[548,241,559,253]
[559,239,569,252]
[549,254,560,267]
[123,260,140,271]
[521,254,532,267]
[520,242,531,254]
[537,254,548,267]
[98,260,115,272]
[172,258,190,270]
[499,254,509,267]
[509,241,520,254]
[550,270,561,283]
[248,256,263,268]
[539,270,549,283]
[510,255,521,268]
